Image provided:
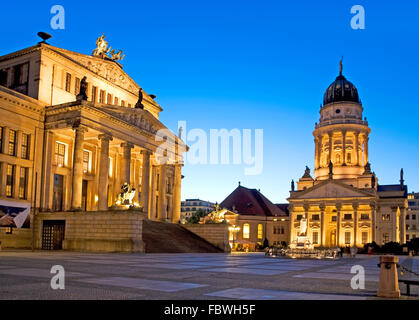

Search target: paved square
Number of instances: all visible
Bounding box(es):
[0,251,418,300]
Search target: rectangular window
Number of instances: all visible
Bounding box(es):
[156,173,160,191]
[360,213,369,220]
[243,224,250,239]
[99,89,105,103]
[382,214,391,221]
[83,150,90,173]
[0,69,7,86]
[11,63,29,94]
[0,127,3,151]
[8,129,16,156]
[107,93,112,104]
[6,164,15,197]
[345,232,351,244]
[406,215,410,220]
[313,232,319,244]
[65,73,71,92]
[382,233,390,244]
[21,133,30,159]
[344,214,352,220]
[121,100,125,107]
[257,224,263,240]
[19,167,28,199]
[75,77,80,95]
[55,142,66,167]
[413,215,417,220]
[331,216,337,222]
[312,214,320,221]
[296,215,303,221]
[91,86,98,103]
[362,232,368,244]
[114,97,119,105]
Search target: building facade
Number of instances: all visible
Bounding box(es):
[0,37,186,250]
[288,65,407,248]
[219,184,289,251]
[180,199,215,222]
[407,192,419,241]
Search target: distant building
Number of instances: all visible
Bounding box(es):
[407,193,419,241]
[219,184,289,251]
[181,199,215,222]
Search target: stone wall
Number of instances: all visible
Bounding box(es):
[33,210,146,253]
[183,224,230,252]
[0,228,32,249]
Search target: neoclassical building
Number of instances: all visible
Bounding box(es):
[0,35,186,250]
[288,65,407,248]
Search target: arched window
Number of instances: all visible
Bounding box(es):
[243,224,250,239]
[257,224,263,240]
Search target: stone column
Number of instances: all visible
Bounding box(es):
[140,150,151,213]
[328,132,333,163]
[355,132,360,166]
[0,162,7,197]
[158,164,167,221]
[336,204,341,247]
[41,130,54,211]
[98,134,112,211]
[289,205,295,243]
[314,138,319,169]
[304,203,310,238]
[320,205,326,246]
[364,137,369,165]
[371,203,377,243]
[342,130,347,165]
[353,203,358,247]
[120,142,133,185]
[400,206,406,244]
[71,126,87,210]
[172,164,182,223]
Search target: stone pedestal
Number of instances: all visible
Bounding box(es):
[377,255,400,298]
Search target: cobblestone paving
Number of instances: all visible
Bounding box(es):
[0,251,418,300]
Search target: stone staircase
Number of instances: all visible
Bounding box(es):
[142,220,223,253]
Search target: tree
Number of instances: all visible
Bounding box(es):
[186,209,207,224]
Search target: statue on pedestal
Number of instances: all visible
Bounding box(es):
[76,76,88,101]
[135,88,144,109]
[116,183,136,206]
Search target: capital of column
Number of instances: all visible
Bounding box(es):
[121,142,134,149]
[319,204,326,212]
[335,203,342,212]
[140,149,152,156]
[99,133,113,142]
[73,125,88,134]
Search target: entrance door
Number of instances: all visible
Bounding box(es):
[42,220,66,250]
[52,174,64,212]
[81,180,88,211]
[330,230,337,247]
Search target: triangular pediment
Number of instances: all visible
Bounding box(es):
[290,180,375,200]
[46,46,140,96]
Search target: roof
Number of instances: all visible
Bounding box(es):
[377,184,408,198]
[219,185,287,217]
[275,203,290,216]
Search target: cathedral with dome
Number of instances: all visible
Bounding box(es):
[288,62,408,248]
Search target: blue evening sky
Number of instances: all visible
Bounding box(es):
[2,0,418,204]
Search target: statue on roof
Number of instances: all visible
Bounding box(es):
[135,88,144,109]
[110,49,125,61]
[364,162,372,175]
[302,166,312,179]
[291,180,295,192]
[76,76,88,101]
[92,33,111,58]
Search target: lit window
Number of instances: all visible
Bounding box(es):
[65,73,71,92]
[99,89,105,103]
[83,150,91,173]
[257,224,263,240]
[21,133,30,159]
[243,224,250,239]
[19,167,28,199]
[313,232,319,244]
[6,164,15,197]
[75,77,80,95]
[362,232,368,244]
[8,129,16,156]
[345,232,351,244]
[109,157,113,177]
[91,86,98,103]
[361,213,369,220]
[55,142,66,167]
[382,214,391,221]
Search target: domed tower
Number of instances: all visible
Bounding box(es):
[313,61,371,180]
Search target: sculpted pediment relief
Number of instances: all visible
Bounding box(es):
[101,106,160,135]
[292,181,374,200]
[50,48,138,94]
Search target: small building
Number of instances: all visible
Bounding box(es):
[218,184,289,251]
[407,192,419,241]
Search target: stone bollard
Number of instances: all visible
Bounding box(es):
[377,255,400,298]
